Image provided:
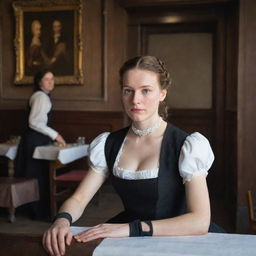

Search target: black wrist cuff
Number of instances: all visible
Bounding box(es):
[52,212,72,225]
[129,219,141,237]
[129,219,153,237]
[141,220,153,236]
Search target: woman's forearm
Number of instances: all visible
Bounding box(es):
[57,195,87,223]
[152,212,210,236]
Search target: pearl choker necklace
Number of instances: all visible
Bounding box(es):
[131,118,163,136]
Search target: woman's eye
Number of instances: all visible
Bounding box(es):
[142,89,150,94]
[123,89,132,95]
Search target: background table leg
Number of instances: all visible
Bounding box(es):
[8,206,16,223]
[8,159,14,177]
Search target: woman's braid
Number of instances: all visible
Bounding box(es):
[156,58,171,120]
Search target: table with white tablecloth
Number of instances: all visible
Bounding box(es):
[0,143,18,161]
[33,143,89,164]
[0,142,39,222]
[71,226,256,256]
[0,143,89,176]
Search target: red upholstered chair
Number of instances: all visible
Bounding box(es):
[56,169,87,183]
[50,168,88,218]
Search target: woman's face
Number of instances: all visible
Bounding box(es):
[32,23,41,37]
[40,72,55,93]
[122,68,167,123]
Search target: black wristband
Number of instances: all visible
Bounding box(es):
[52,212,72,225]
[129,219,141,237]
[140,220,153,236]
[129,219,153,237]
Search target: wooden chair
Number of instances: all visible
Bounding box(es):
[247,190,256,234]
[49,162,88,218]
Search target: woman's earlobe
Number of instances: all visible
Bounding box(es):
[160,89,167,101]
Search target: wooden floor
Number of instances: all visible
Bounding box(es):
[0,183,235,235]
[0,184,123,234]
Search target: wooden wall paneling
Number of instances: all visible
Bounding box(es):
[119,0,237,8]
[168,109,214,140]
[224,110,237,228]
[0,109,28,142]
[51,110,124,143]
[127,24,141,58]
[0,110,124,143]
[237,0,256,233]
[105,0,128,109]
[211,11,226,197]
[225,2,238,112]
[223,3,238,230]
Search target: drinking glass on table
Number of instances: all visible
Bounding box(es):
[77,136,86,145]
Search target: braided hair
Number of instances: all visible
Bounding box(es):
[119,56,172,120]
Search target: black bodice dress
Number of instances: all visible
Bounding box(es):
[104,123,224,233]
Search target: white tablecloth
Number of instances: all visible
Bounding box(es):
[0,144,18,160]
[33,144,89,164]
[93,233,256,256]
[70,227,256,256]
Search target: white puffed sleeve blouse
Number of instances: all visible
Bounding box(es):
[88,132,110,177]
[88,131,214,183]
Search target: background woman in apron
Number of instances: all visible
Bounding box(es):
[15,70,66,220]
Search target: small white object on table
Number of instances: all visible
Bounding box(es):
[90,232,256,256]
[33,143,89,163]
[0,143,18,161]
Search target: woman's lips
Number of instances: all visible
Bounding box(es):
[131,108,143,112]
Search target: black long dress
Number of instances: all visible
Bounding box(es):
[14,91,54,220]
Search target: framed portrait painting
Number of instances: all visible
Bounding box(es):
[13,0,83,85]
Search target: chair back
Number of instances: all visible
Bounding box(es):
[247,190,256,234]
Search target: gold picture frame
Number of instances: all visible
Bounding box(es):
[13,0,83,85]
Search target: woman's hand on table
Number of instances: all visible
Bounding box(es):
[55,134,67,147]
[42,218,72,256]
[74,223,129,243]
